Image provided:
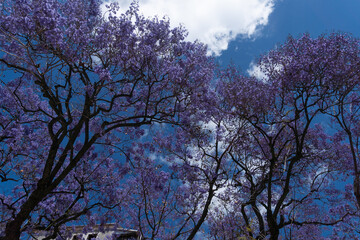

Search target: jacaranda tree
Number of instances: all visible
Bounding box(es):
[2,0,360,239]
[208,33,360,239]
[133,33,360,239]
[0,0,214,239]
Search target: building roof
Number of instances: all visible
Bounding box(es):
[32,223,142,240]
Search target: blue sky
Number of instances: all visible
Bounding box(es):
[106,0,360,75]
[221,0,360,71]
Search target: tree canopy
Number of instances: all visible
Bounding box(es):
[0,0,214,239]
[1,0,360,239]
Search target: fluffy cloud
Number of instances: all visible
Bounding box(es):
[101,0,274,55]
[247,61,268,81]
[247,58,285,82]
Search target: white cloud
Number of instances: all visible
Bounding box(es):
[247,61,268,81]
[247,58,285,82]
[102,0,275,55]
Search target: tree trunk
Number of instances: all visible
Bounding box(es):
[1,220,22,240]
[269,228,279,240]
[1,187,47,240]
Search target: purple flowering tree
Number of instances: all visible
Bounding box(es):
[115,96,238,239]
[324,59,360,207]
[0,0,214,239]
[3,0,360,239]
[209,34,360,239]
